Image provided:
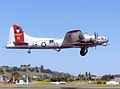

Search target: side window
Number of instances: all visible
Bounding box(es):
[101,37,104,40]
[104,38,106,40]
[49,40,54,44]
[97,38,100,40]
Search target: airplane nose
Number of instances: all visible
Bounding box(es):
[106,37,109,43]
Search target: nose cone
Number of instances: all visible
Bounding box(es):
[101,37,109,46]
[106,37,109,43]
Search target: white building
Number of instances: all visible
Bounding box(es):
[0,76,4,82]
[106,81,119,85]
[16,76,32,85]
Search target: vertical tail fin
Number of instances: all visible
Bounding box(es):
[8,24,26,45]
[13,24,24,43]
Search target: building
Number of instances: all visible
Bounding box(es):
[106,77,120,85]
[106,81,119,85]
[16,76,32,85]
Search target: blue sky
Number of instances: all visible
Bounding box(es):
[0,0,119,76]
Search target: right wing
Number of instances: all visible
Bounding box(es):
[62,30,84,47]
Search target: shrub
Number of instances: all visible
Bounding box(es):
[97,81,102,84]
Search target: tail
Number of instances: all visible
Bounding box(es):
[7,24,28,45]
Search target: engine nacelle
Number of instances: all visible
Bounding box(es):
[83,34,95,42]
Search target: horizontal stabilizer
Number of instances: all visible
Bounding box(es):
[13,42,28,45]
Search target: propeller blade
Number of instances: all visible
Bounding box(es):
[94,32,98,50]
[97,33,98,37]
[94,32,98,39]
[94,32,96,38]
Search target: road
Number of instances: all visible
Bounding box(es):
[0,88,120,89]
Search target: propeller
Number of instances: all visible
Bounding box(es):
[94,32,98,49]
[94,32,98,39]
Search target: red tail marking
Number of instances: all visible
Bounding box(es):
[13,25,24,43]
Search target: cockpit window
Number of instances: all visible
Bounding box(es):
[101,37,104,40]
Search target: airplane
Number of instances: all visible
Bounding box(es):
[6,24,109,56]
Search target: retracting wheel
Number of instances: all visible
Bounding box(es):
[27,49,31,54]
[80,47,88,56]
[55,48,61,52]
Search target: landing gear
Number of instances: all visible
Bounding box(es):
[55,48,61,52]
[27,49,31,54]
[80,47,88,56]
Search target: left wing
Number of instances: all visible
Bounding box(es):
[62,30,84,47]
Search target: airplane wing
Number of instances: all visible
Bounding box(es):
[62,30,84,47]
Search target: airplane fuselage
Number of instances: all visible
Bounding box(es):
[6,34,108,49]
[6,24,109,56]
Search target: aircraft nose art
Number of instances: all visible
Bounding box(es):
[13,25,24,43]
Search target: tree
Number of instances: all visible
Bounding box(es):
[12,67,18,72]
[0,68,4,75]
[88,72,92,80]
[102,74,114,81]
[22,68,27,72]
[11,71,21,81]
[85,72,88,77]
[35,66,39,72]
[41,65,44,72]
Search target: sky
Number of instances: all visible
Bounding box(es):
[0,0,119,76]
